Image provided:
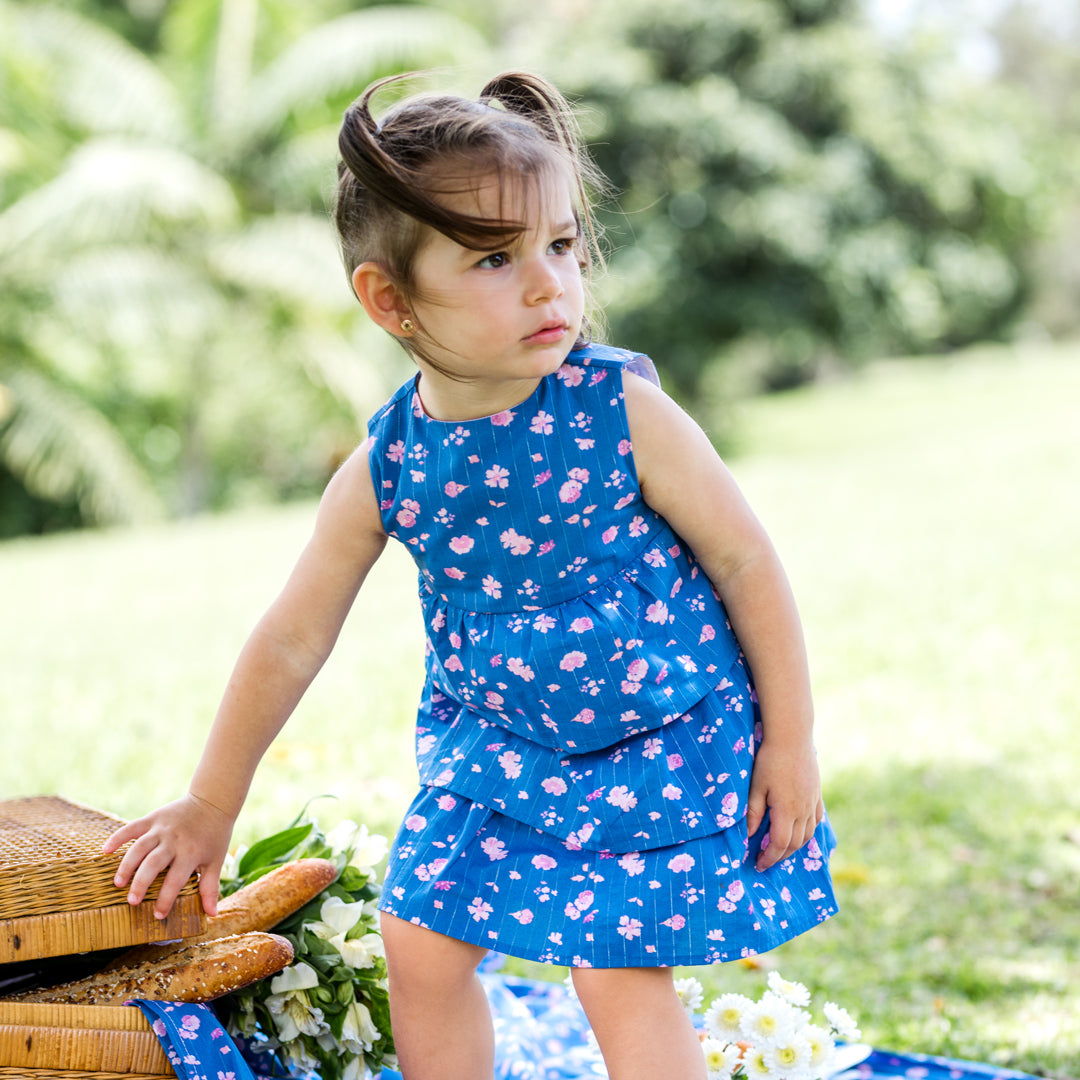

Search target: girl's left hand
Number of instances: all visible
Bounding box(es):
[746,738,824,871]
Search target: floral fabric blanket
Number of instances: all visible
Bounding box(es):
[138,973,1042,1080]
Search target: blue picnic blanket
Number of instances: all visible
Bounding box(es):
[136,974,1043,1080]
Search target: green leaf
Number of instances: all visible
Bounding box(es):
[236,822,314,876]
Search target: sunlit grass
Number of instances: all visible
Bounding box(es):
[2,340,1078,1077]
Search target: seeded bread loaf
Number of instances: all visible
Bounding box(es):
[5,932,294,1005]
[103,857,338,971]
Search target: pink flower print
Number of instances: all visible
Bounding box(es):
[485,690,505,710]
[449,631,462,648]
[482,575,503,598]
[668,852,695,872]
[629,515,649,537]
[490,409,515,426]
[533,469,552,487]
[448,535,474,554]
[498,750,523,779]
[387,440,406,463]
[538,540,556,555]
[667,753,684,769]
[507,657,535,681]
[620,679,643,695]
[642,737,662,759]
[617,915,643,940]
[569,616,594,633]
[663,914,686,930]
[396,505,418,528]
[557,363,585,387]
[726,881,745,902]
[606,785,638,811]
[619,852,646,876]
[532,854,558,870]
[613,493,635,510]
[617,438,633,456]
[662,783,683,800]
[645,600,670,624]
[568,466,590,483]
[570,707,595,725]
[468,897,494,921]
[404,814,427,832]
[533,613,557,632]
[417,733,436,756]
[481,837,508,860]
[626,658,649,682]
[643,548,667,567]
[485,464,510,488]
[560,650,587,671]
[530,410,554,434]
[511,908,534,923]
[541,776,568,796]
[500,528,534,555]
[152,1020,167,1037]
[444,480,467,497]
[444,566,465,580]
[436,794,457,810]
[559,479,582,503]
[444,655,464,672]
[575,438,595,450]
[601,526,618,544]
[721,792,739,816]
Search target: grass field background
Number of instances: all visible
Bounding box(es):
[3,341,1078,1077]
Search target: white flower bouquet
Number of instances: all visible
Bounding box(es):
[681,971,865,1080]
[214,808,396,1080]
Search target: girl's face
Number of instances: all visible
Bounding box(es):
[407,167,586,414]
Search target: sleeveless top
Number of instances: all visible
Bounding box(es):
[366,343,750,853]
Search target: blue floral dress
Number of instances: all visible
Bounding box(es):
[368,343,837,968]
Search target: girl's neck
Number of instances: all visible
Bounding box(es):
[413,368,548,422]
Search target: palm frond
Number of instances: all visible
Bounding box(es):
[0,138,238,268]
[10,3,188,140]
[53,245,227,350]
[207,213,355,312]
[242,6,486,143]
[0,367,164,526]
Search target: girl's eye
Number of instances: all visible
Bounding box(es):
[477,252,508,269]
[549,237,577,256]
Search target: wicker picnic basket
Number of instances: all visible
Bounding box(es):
[0,795,208,1078]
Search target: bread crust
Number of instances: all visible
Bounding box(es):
[103,857,338,971]
[6,932,294,1005]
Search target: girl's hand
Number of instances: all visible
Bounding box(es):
[746,738,824,872]
[102,793,234,920]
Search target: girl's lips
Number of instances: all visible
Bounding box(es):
[523,322,568,344]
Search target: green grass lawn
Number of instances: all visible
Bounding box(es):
[3,341,1078,1077]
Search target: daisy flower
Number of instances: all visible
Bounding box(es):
[801,1023,837,1075]
[766,971,812,1008]
[823,1001,862,1042]
[741,1044,777,1080]
[764,1033,814,1079]
[704,992,754,1041]
[702,1037,743,1080]
[674,976,705,1014]
[739,993,800,1049]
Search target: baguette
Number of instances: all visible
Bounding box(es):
[5,932,294,1005]
[104,857,338,971]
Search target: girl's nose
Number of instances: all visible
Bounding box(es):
[525,258,564,304]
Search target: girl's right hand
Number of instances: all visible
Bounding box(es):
[102,793,234,921]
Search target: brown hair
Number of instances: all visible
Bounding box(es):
[334,70,606,359]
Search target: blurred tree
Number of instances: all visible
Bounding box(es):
[507,0,1054,399]
[0,0,483,533]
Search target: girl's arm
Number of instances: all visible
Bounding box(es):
[104,442,388,918]
[623,373,824,871]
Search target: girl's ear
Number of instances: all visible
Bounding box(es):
[352,262,412,336]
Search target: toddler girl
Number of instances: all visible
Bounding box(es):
[107,71,837,1080]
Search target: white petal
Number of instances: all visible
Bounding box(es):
[269,960,320,993]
